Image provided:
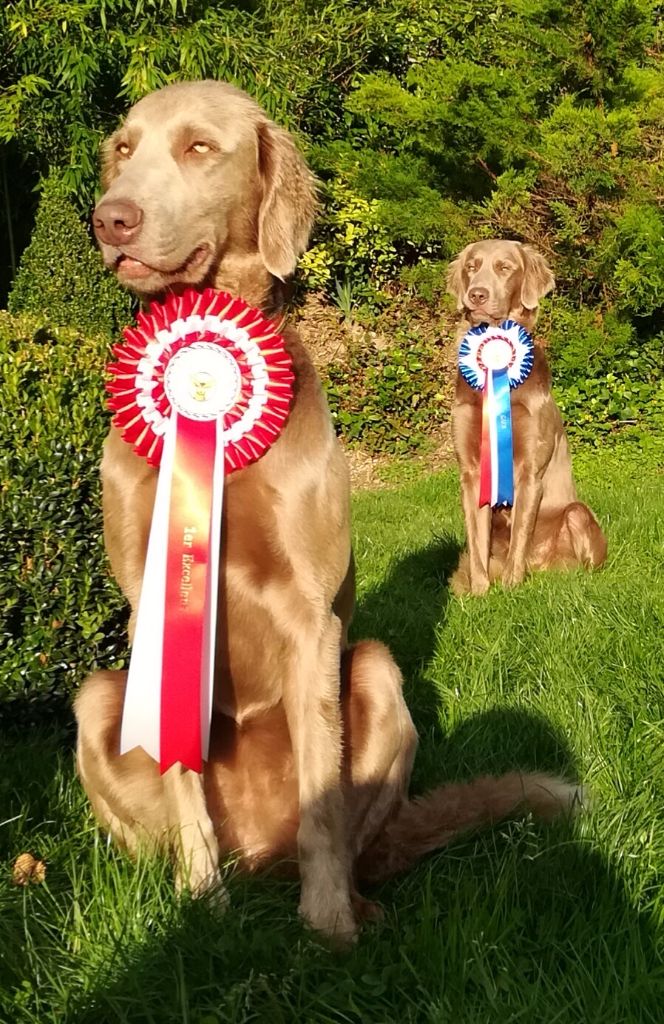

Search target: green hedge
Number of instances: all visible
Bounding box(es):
[0,314,128,720]
[8,174,134,337]
[325,326,451,456]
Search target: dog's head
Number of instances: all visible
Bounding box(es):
[92,80,317,305]
[446,239,554,328]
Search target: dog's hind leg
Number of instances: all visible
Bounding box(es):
[341,641,417,920]
[162,765,225,903]
[342,641,417,860]
[75,671,168,849]
[559,501,607,569]
[75,670,225,903]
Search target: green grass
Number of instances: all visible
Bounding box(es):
[1,449,663,1023]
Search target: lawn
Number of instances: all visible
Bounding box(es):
[1,449,663,1023]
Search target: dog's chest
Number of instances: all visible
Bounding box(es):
[211,471,296,721]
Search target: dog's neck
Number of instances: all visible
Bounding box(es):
[212,252,287,319]
[210,195,290,319]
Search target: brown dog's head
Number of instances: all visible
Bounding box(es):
[92,80,317,307]
[446,239,554,328]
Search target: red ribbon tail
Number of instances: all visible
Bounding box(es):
[160,414,217,774]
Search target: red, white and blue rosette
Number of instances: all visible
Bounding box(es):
[458,319,534,508]
[106,288,294,774]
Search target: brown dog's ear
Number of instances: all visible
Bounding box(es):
[446,245,472,310]
[256,120,317,281]
[520,245,555,309]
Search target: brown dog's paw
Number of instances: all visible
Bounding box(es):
[453,572,490,597]
[299,888,359,946]
[501,561,526,589]
[175,859,228,908]
[452,556,491,597]
[203,882,231,915]
[450,567,471,596]
[470,575,490,597]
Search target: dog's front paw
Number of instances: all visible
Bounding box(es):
[178,873,230,916]
[175,859,228,910]
[501,561,525,589]
[299,886,358,946]
[450,566,471,596]
[470,575,491,596]
[198,878,231,914]
[451,566,490,597]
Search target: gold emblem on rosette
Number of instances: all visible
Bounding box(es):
[190,371,215,403]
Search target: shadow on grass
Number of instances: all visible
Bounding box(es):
[33,708,660,1024]
[0,725,76,865]
[2,536,661,1021]
[352,532,461,668]
[0,691,77,744]
[352,532,462,731]
[411,706,580,798]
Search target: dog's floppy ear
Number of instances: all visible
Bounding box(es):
[446,245,472,310]
[256,120,317,281]
[520,245,555,309]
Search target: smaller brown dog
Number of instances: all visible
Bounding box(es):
[447,239,607,596]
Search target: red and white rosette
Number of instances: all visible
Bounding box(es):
[106,288,294,774]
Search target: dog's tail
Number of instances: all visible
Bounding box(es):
[357,772,582,884]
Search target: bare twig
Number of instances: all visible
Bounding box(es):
[477,157,497,182]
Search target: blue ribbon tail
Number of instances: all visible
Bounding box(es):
[492,368,513,506]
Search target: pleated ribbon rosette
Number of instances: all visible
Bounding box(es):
[458,319,534,508]
[106,288,294,773]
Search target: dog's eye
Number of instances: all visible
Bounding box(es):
[116,142,131,157]
[466,262,477,273]
[189,141,212,154]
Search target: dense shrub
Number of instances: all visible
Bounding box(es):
[2,0,662,460]
[598,204,664,317]
[330,8,661,305]
[8,175,134,337]
[547,301,664,448]
[0,314,127,716]
[325,329,450,455]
